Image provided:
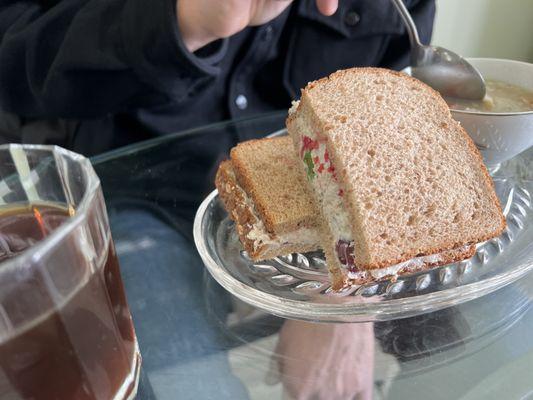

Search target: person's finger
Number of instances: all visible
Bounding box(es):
[316,0,338,16]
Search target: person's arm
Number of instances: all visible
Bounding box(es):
[0,0,225,119]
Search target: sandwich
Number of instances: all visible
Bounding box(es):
[287,67,506,289]
[215,136,321,260]
[215,135,480,289]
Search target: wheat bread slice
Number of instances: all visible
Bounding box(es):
[230,136,317,234]
[216,159,320,261]
[287,67,505,273]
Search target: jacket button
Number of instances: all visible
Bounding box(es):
[344,10,360,27]
[235,94,248,110]
[263,25,273,41]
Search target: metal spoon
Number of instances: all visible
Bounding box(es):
[390,0,486,100]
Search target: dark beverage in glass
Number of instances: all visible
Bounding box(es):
[0,145,140,400]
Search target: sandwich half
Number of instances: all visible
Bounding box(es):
[215,136,321,260]
[287,68,506,289]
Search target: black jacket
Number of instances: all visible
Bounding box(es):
[0,0,435,155]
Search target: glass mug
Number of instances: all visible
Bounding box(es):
[0,144,140,399]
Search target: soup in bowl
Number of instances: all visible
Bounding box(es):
[447,79,533,113]
[406,58,533,166]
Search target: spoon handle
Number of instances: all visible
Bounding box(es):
[390,0,422,48]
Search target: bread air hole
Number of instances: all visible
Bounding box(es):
[424,204,436,216]
[386,215,394,224]
[407,215,417,226]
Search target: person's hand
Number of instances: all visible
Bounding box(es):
[177,0,339,52]
[274,321,375,400]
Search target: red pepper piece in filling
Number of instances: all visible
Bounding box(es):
[317,163,325,173]
[300,136,319,157]
[348,265,358,273]
[338,189,344,197]
[335,239,356,271]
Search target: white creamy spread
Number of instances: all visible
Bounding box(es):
[234,176,320,251]
[289,101,299,115]
[295,114,354,273]
[246,220,320,251]
[297,124,352,240]
[346,245,473,281]
[314,142,353,239]
[348,254,427,280]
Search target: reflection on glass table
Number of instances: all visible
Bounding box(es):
[92,113,533,400]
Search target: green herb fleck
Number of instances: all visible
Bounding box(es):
[303,150,316,180]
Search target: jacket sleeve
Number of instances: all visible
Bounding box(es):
[0,0,226,118]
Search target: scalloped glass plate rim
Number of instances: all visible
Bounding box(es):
[194,189,533,320]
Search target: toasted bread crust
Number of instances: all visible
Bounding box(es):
[216,160,263,259]
[288,67,506,271]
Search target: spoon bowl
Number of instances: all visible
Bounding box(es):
[391,0,486,100]
[412,45,486,100]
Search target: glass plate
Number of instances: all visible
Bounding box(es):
[194,144,533,322]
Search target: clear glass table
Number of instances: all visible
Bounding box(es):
[92,112,533,400]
